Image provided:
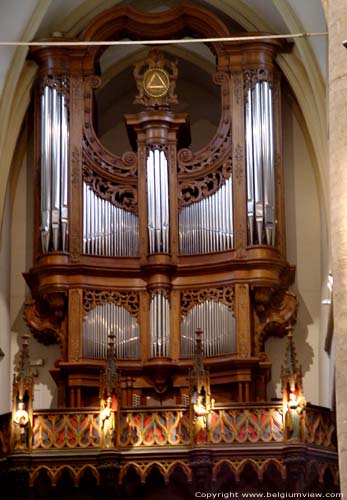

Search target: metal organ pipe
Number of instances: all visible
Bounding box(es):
[40,84,69,252]
[179,177,233,254]
[180,300,236,357]
[82,302,139,359]
[147,149,170,253]
[150,292,170,358]
[82,182,139,256]
[245,81,275,245]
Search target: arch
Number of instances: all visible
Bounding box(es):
[212,459,237,482]
[76,465,100,487]
[53,465,78,487]
[167,461,192,484]
[30,465,54,488]
[118,462,142,484]
[260,458,286,481]
[143,461,167,484]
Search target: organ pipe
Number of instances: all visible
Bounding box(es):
[245,81,275,246]
[82,182,139,256]
[179,177,233,254]
[82,302,140,359]
[40,83,69,252]
[181,300,236,357]
[150,292,170,357]
[147,149,169,253]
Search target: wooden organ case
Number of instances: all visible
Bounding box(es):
[25,4,297,409]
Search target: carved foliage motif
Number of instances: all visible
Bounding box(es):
[82,75,138,213]
[40,76,69,99]
[83,160,138,214]
[178,157,232,206]
[83,290,139,318]
[232,71,242,105]
[243,68,273,91]
[253,287,298,354]
[181,287,234,317]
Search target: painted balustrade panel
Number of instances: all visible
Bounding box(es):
[24,406,336,451]
[32,413,101,449]
[304,408,337,449]
[119,411,191,447]
[209,408,283,444]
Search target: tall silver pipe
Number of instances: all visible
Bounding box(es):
[245,81,275,246]
[40,84,69,253]
[246,88,255,245]
[262,81,275,245]
[179,177,234,254]
[150,292,170,357]
[146,149,170,254]
[82,302,139,359]
[40,86,52,252]
[181,300,236,357]
[252,83,264,244]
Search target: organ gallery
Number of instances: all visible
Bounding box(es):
[0,3,339,498]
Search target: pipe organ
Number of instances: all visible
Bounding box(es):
[27,8,294,410]
[40,81,69,253]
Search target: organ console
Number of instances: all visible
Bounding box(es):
[24,4,296,409]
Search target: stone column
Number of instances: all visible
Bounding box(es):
[328,1,347,495]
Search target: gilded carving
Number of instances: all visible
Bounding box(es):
[134,49,178,108]
[83,289,140,318]
[181,287,234,317]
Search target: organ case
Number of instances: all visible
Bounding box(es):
[25,12,295,408]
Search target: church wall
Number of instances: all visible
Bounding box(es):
[0,189,11,413]
[9,139,59,410]
[266,92,324,406]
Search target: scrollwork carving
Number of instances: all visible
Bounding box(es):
[181,287,234,317]
[23,294,66,346]
[177,72,232,176]
[83,160,138,213]
[83,290,140,318]
[82,73,139,212]
[253,287,298,355]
